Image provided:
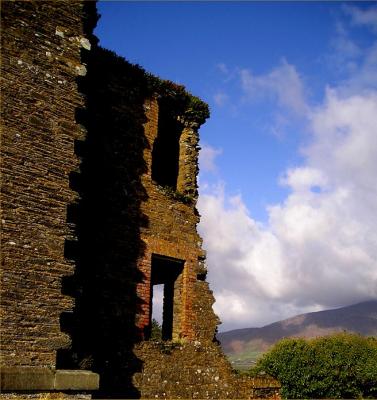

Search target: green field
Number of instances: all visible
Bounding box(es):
[227,348,264,371]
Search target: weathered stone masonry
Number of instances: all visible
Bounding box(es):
[1,2,280,399]
[1,1,98,396]
[137,97,212,341]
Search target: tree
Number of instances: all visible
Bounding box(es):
[250,333,377,399]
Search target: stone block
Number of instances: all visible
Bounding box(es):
[0,367,99,391]
[54,370,99,390]
[0,367,55,390]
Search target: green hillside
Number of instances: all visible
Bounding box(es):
[218,300,377,370]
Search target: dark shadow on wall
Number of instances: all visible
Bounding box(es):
[58,24,152,397]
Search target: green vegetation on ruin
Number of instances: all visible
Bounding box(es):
[97,48,210,126]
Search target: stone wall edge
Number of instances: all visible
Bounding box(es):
[0,367,99,391]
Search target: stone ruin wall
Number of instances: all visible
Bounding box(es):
[136,96,217,341]
[1,0,85,369]
[1,1,98,397]
[1,2,280,399]
[129,96,280,400]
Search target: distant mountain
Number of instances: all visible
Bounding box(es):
[218,300,377,370]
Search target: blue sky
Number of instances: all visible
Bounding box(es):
[96,2,377,330]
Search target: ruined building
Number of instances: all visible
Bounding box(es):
[1,2,280,399]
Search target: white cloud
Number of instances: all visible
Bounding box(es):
[239,59,308,115]
[328,21,362,75]
[199,88,377,331]
[343,4,377,33]
[342,41,377,93]
[213,91,229,107]
[216,62,229,75]
[328,6,377,92]
[279,167,328,192]
[199,144,223,173]
[332,33,361,60]
[307,89,377,192]
[199,15,377,330]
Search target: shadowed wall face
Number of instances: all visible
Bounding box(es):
[56,47,151,398]
[56,46,229,397]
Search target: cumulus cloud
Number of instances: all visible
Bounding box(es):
[199,90,377,330]
[307,89,377,191]
[199,144,223,173]
[279,167,328,192]
[239,59,308,115]
[198,7,377,331]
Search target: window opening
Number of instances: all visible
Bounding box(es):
[149,254,184,341]
[151,100,182,189]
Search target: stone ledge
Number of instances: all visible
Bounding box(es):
[0,367,99,391]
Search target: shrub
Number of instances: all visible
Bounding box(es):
[150,318,162,341]
[250,333,377,399]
